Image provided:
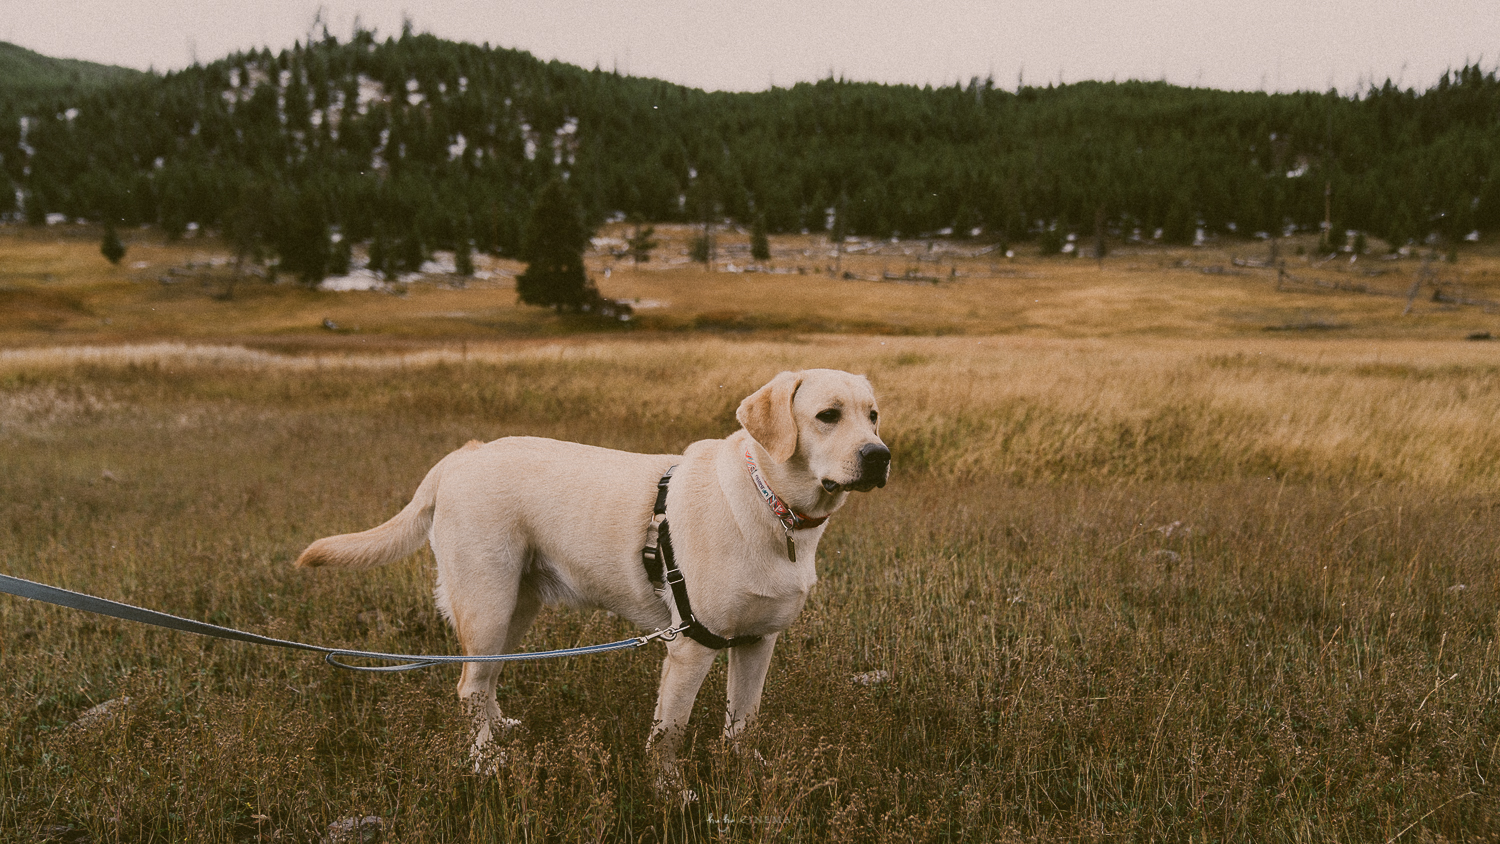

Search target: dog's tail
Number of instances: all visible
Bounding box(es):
[295,444,468,570]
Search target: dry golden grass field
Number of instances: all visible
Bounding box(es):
[2,224,1499,842]
[3,222,1499,344]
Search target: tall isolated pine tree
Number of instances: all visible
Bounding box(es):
[100,223,126,265]
[517,178,594,312]
[272,188,333,285]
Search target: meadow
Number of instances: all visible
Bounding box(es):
[2,226,1500,842]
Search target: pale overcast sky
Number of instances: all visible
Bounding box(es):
[2,0,1495,95]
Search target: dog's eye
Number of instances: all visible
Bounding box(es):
[816,409,841,424]
[869,410,879,425]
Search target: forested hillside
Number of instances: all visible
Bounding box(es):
[0,42,146,109]
[2,27,1496,277]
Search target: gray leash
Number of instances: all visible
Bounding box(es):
[0,573,683,673]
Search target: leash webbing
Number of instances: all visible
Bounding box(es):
[0,573,682,673]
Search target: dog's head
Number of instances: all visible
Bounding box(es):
[736,369,890,496]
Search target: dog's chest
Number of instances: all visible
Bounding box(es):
[741,543,819,616]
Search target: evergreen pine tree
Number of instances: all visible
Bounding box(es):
[516,178,592,311]
[750,215,770,261]
[1038,225,1064,256]
[1162,195,1196,246]
[272,190,333,285]
[455,237,475,277]
[829,191,849,274]
[328,236,352,275]
[690,232,713,264]
[100,223,126,264]
[225,185,271,276]
[453,215,476,277]
[367,231,390,279]
[627,218,657,264]
[395,229,426,274]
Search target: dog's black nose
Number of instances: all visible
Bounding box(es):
[858,443,891,488]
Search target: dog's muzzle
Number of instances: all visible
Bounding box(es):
[823,443,891,493]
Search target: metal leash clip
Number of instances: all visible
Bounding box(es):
[639,623,688,645]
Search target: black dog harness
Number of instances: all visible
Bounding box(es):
[641,466,763,650]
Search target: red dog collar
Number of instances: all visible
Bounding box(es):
[744,448,828,532]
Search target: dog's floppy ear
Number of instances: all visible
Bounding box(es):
[737,371,803,462]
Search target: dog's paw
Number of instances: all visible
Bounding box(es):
[469,742,510,775]
[650,765,699,807]
[652,778,698,807]
[468,717,523,774]
[734,746,768,768]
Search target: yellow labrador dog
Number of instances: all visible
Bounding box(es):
[295,369,889,773]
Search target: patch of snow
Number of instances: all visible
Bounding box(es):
[319,269,388,291]
[420,252,457,274]
[17,117,35,157]
[356,75,384,115]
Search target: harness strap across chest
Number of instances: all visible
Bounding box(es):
[641,465,763,650]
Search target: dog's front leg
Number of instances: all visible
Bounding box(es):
[724,633,778,743]
[647,636,718,794]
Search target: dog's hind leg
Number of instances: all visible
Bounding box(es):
[456,584,541,759]
[437,532,541,766]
